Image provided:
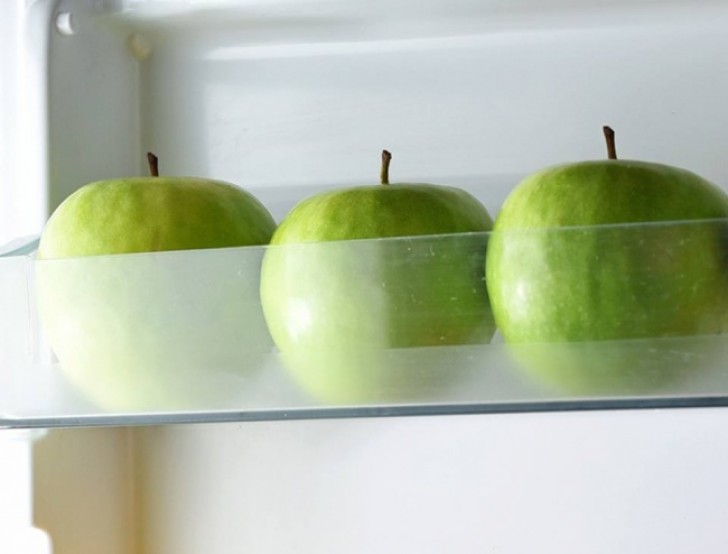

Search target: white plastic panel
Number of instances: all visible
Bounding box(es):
[0,1,50,245]
[104,0,728,42]
[135,410,728,554]
[33,428,133,554]
[48,0,141,212]
[146,11,728,198]
[0,431,51,554]
[44,1,728,215]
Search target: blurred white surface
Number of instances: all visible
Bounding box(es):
[135,410,728,553]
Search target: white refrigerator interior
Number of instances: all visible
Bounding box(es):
[31,411,728,553]
[2,0,728,552]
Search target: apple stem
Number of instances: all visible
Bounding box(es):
[381,150,392,185]
[147,152,160,177]
[603,126,618,160]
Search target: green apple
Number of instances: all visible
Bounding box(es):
[36,154,277,411]
[38,155,275,258]
[261,151,495,404]
[486,127,728,393]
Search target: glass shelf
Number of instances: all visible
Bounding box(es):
[4,220,728,429]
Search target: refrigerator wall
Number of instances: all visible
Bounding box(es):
[4,0,728,552]
[0,1,47,245]
[35,0,728,216]
[32,410,728,554]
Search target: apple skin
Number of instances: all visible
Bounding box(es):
[260,183,495,404]
[36,176,277,411]
[486,160,728,393]
[38,177,275,258]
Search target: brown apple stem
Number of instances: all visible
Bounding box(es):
[147,152,160,177]
[380,150,392,185]
[603,126,618,160]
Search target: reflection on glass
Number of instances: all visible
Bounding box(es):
[35,246,273,412]
[487,219,728,394]
[0,222,724,426]
[261,232,495,404]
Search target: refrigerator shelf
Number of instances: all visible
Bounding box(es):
[4,218,728,429]
[5,0,728,429]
